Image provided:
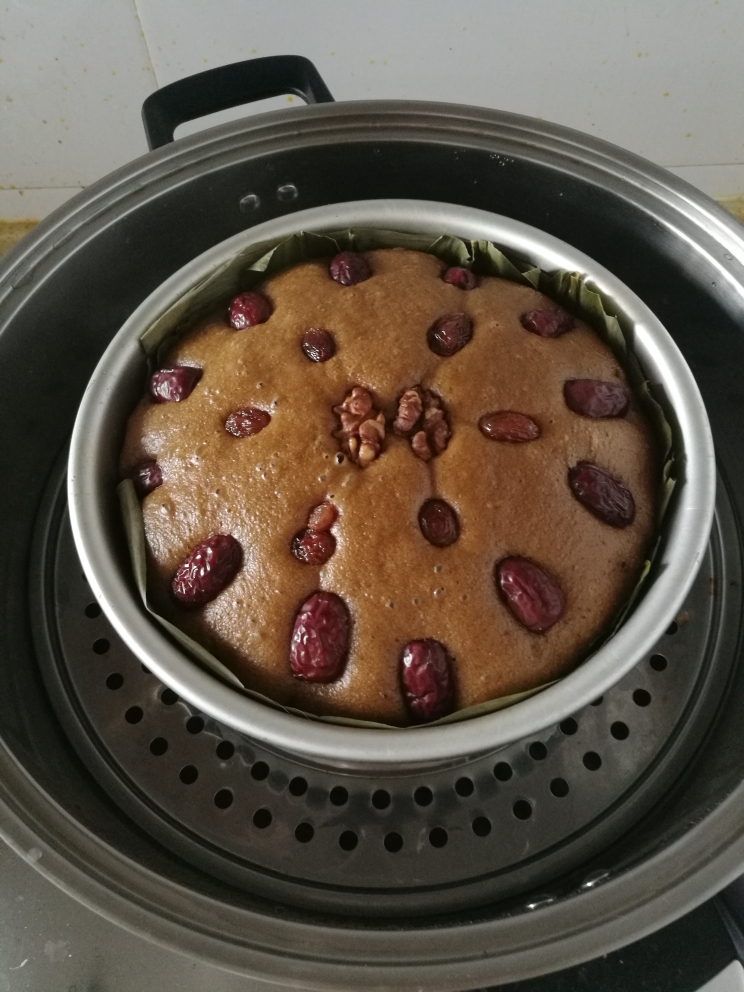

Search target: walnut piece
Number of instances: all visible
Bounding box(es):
[421,391,450,457]
[393,386,451,461]
[411,430,432,461]
[393,387,423,436]
[333,386,386,467]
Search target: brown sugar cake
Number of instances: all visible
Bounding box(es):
[119,247,659,726]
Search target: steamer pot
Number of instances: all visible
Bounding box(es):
[67,198,715,771]
[1,56,744,989]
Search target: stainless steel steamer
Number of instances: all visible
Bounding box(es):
[2,56,744,989]
[66,199,715,769]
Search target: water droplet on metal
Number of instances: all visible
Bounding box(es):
[239,193,260,213]
[277,183,299,202]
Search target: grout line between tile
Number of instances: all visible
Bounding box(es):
[0,186,84,191]
[131,0,161,89]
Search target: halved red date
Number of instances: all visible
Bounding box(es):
[308,502,338,532]
[290,591,350,682]
[132,460,163,498]
[400,639,455,722]
[564,379,630,418]
[418,499,459,547]
[496,556,565,633]
[224,407,271,437]
[427,313,473,357]
[329,252,371,286]
[149,366,202,403]
[228,291,272,330]
[520,306,574,338]
[568,462,635,528]
[172,535,242,608]
[442,267,477,290]
[291,529,336,565]
[291,502,338,564]
[479,411,540,442]
[301,327,336,362]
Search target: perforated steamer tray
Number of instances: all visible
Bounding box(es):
[38,453,738,917]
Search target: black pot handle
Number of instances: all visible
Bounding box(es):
[142,55,334,150]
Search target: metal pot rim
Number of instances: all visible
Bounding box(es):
[67,198,716,770]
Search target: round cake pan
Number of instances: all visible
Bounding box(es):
[67,199,716,771]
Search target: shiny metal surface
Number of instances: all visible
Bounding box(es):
[0,814,737,992]
[67,198,716,770]
[0,840,275,992]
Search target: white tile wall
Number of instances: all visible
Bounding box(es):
[0,0,155,216]
[2,0,743,219]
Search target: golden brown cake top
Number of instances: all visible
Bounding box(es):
[121,247,658,725]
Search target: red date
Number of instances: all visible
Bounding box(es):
[329,252,371,286]
[568,462,635,528]
[520,306,575,338]
[290,592,350,682]
[291,529,336,565]
[301,327,336,362]
[172,535,242,608]
[479,411,540,442]
[564,379,630,418]
[149,366,202,403]
[308,502,338,532]
[400,639,455,722]
[442,266,477,290]
[132,460,163,498]
[427,312,473,357]
[228,291,272,330]
[418,499,459,547]
[291,502,338,564]
[496,556,565,633]
[224,407,271,437]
